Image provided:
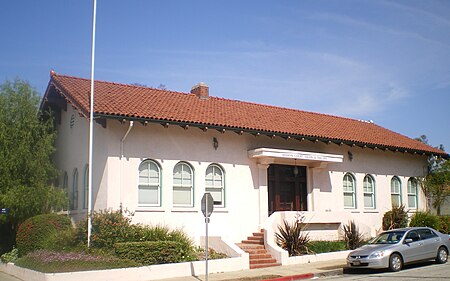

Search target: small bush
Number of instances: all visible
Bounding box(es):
[275,213,311,256]
[114,241,189,265]
[342,220,364,250]
[193,246,228,260]
[306,241,347,254]
[382,204,408,230]
[14,250,139,273]
[16,213,72,256]
[409,211,440,229]
[0,247,18,263]
[138,225,194,256]
[437,216,450,234]
[75,209,141,248]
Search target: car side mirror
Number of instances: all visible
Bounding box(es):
[404,238,413,244]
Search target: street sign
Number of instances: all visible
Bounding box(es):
[201,192,214,281]
[201,193,214,218]
[1,208,9,215]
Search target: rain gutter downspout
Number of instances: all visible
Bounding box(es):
[120,121,134,209]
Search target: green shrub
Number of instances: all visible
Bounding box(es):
[114,241,190,265]
[437,216,450,234]
[193,246,228,260]
[15,250,140,273]
[16,213,72,256]
[138,225,194,257]
[409,211,440,229]
[75,209,141,248]
[342,220,364,250]
[275,213,311,256]
[382,204,408,230]
[306,241,347,254]
[0,247,18,263]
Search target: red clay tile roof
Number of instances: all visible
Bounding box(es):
[43,71,447,157]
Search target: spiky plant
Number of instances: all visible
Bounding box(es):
[342,220,364,250]
[275,213,311,256]
[382,204,408,230]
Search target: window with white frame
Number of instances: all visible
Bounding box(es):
[205,164,225,207]
[138,159,161,206]
[391,176,402,207]
[363,175,375,209]
[173,162,194,206]
[71,168,78,210]
[343,173,356,208]
[407,178,418,209]
[83,165,89,209]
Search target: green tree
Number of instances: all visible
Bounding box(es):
[0,79,66,252]
[415,135,450,215]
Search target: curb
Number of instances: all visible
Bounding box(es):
[261,273,314,281]
[261,267,344,281]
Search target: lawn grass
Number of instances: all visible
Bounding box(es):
[306,240,347,254]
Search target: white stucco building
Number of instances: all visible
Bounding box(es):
[41,71,447,266]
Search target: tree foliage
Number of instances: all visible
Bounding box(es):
[415,135,450,215]
[0,79,66,232]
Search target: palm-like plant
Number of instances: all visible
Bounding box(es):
[342,220,364,250]
[275,213,311,256]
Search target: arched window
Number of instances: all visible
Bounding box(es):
[391,176,402,207]
[363,175,375,209]
[83,165,89,209]
[407,178,418,209]
[173,162,194,207]
[71,168,78,210]
[138,159,161,206]
[205,164,225,207]
[343,173,356,208]
[63,171,69,211]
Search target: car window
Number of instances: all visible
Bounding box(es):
[405,230,420,242]
[418,229,438,240]
[369,231,405,244]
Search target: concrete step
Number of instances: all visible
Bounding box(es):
[241,239,263,245]
[250,258,278,265]
[250,262,282,269]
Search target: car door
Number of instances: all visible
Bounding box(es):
[402,230,425,263]
[418,228,441,259]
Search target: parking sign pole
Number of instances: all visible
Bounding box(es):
[205,195,209,281]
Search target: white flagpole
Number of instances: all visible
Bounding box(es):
[88,0,97,248]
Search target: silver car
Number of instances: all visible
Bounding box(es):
[347,227,450,272]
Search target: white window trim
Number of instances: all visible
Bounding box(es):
[173,162,194,207]
[343,173,356,209]
[407,178,418,209]
[138,159,162,207]
[205,164,225,208]
[363,175,376,209]
[391,176,402,207]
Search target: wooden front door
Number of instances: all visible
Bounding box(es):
[268,164,307,215]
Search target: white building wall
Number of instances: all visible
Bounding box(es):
[54,108,429,243]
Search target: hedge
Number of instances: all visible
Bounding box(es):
[16,213,72,256]
[114,241,190,265]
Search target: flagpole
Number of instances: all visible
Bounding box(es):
[88,0,97,248]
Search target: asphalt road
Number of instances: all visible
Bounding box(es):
[317,261,450,280]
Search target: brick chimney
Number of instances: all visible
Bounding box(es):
[191,82,209,99]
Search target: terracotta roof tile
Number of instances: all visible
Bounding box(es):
[44,71,447,157]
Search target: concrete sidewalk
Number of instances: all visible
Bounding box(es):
[154,259,346,281]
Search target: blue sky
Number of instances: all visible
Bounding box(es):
[1,0,449,151]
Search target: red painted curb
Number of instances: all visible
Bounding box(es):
[260,273,314,281]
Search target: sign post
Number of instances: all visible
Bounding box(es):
[201,193,214,281]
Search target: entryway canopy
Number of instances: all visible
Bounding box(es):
[248,148,343,168]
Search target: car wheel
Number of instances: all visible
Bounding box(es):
[389,253,403,272]
[436,247,448,264]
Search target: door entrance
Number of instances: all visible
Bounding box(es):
[268,164,307,215]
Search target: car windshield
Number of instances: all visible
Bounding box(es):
[368,231,406,244]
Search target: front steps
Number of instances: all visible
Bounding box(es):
[238,230,281,269]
